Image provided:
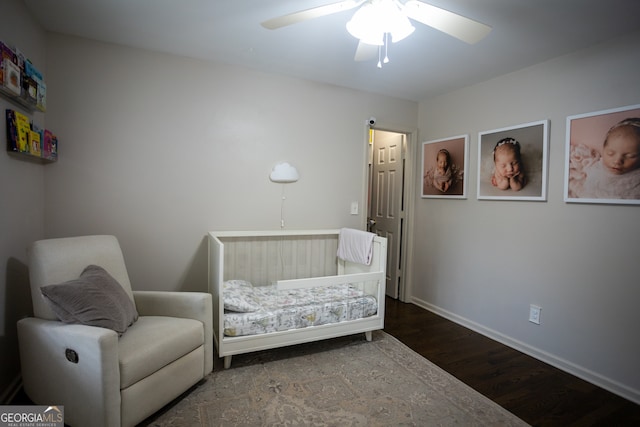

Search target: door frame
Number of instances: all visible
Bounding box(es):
[360,120,417,302]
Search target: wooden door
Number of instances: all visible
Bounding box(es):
[369,130,404,298]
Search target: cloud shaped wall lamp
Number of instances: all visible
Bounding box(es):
[270,162,299,183]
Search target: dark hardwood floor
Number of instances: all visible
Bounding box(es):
[384,297,640,426]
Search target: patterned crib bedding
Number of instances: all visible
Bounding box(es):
[223,279,378,337]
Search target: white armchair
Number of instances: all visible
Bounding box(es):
[17,235,213,427]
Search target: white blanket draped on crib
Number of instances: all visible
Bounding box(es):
[337,228,376,266]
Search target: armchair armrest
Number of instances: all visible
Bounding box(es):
[17,318,121,427]
[133,291,213,375]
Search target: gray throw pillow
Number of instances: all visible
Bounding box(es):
[41,265,139,335]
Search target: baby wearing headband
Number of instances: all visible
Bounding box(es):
[491,138,527,191]
[582,117,640,199]
[433,149,453,192]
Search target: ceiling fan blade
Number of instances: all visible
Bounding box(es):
[354,41,378,61]
[261,0,365,30]
[402,0,491,44]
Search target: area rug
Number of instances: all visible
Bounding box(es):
[143,331,528,426]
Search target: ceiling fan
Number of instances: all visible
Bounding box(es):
[261,0,492,63]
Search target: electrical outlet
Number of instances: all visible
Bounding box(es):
[529,305,541,325]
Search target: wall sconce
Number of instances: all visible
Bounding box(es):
[269,162,299,228]
[270,162,299,183]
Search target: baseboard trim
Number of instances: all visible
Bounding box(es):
[410,296,640,405]
[0,375,22,405]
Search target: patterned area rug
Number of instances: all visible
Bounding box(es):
[144,331,528,426]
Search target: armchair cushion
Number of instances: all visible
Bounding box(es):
[118,316,204,388]
[41,265,139,335]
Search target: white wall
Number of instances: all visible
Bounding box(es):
[0,0,47,400]
[42,34,418,295]
[413,30,640,403]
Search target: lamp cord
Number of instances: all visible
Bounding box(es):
[280,184,286,228]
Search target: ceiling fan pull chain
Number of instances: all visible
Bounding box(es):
[384,33,390,64]
[377,45,382,68]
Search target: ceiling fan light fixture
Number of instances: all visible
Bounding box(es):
[263,0,492,67]
[346,3,384,45]
[346,0,414,45]
[389,16,415,43]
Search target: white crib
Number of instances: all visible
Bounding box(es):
[208,229,387,369]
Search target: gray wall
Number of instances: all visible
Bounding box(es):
[41,33,418,294]
[0,0,47,402]
[413,30,640,403]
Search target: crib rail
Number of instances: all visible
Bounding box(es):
[275,271,382,291]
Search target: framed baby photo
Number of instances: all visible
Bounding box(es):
[477,120,549,201]
[564,104,640,205]
[421,135,469,199]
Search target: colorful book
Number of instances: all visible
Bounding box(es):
[36,78,46,111]
[43,129,52,159]
[43,129,58,160]
[50,134,58,160]
[29,129,41,156]
[2,58,21,95]
[22,74,37,104]
[6,109,18,151]
[14,110,30,152]
[0,42,16,88]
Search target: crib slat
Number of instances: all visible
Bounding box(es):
[221,234,339,285]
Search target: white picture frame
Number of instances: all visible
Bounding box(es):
[564,104,640,205]
[421,135,469,199]
[477,120,549,201]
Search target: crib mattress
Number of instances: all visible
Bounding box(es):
[223,281,378,337]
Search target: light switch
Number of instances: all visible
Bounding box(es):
[350,202,359,215]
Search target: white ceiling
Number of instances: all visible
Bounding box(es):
[22,0,640,102]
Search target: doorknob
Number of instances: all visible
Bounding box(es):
[367,218,376,232]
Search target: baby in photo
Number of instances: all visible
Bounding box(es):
[433,149,453,192]
[491,138,527,191]
[582,117,640,199]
